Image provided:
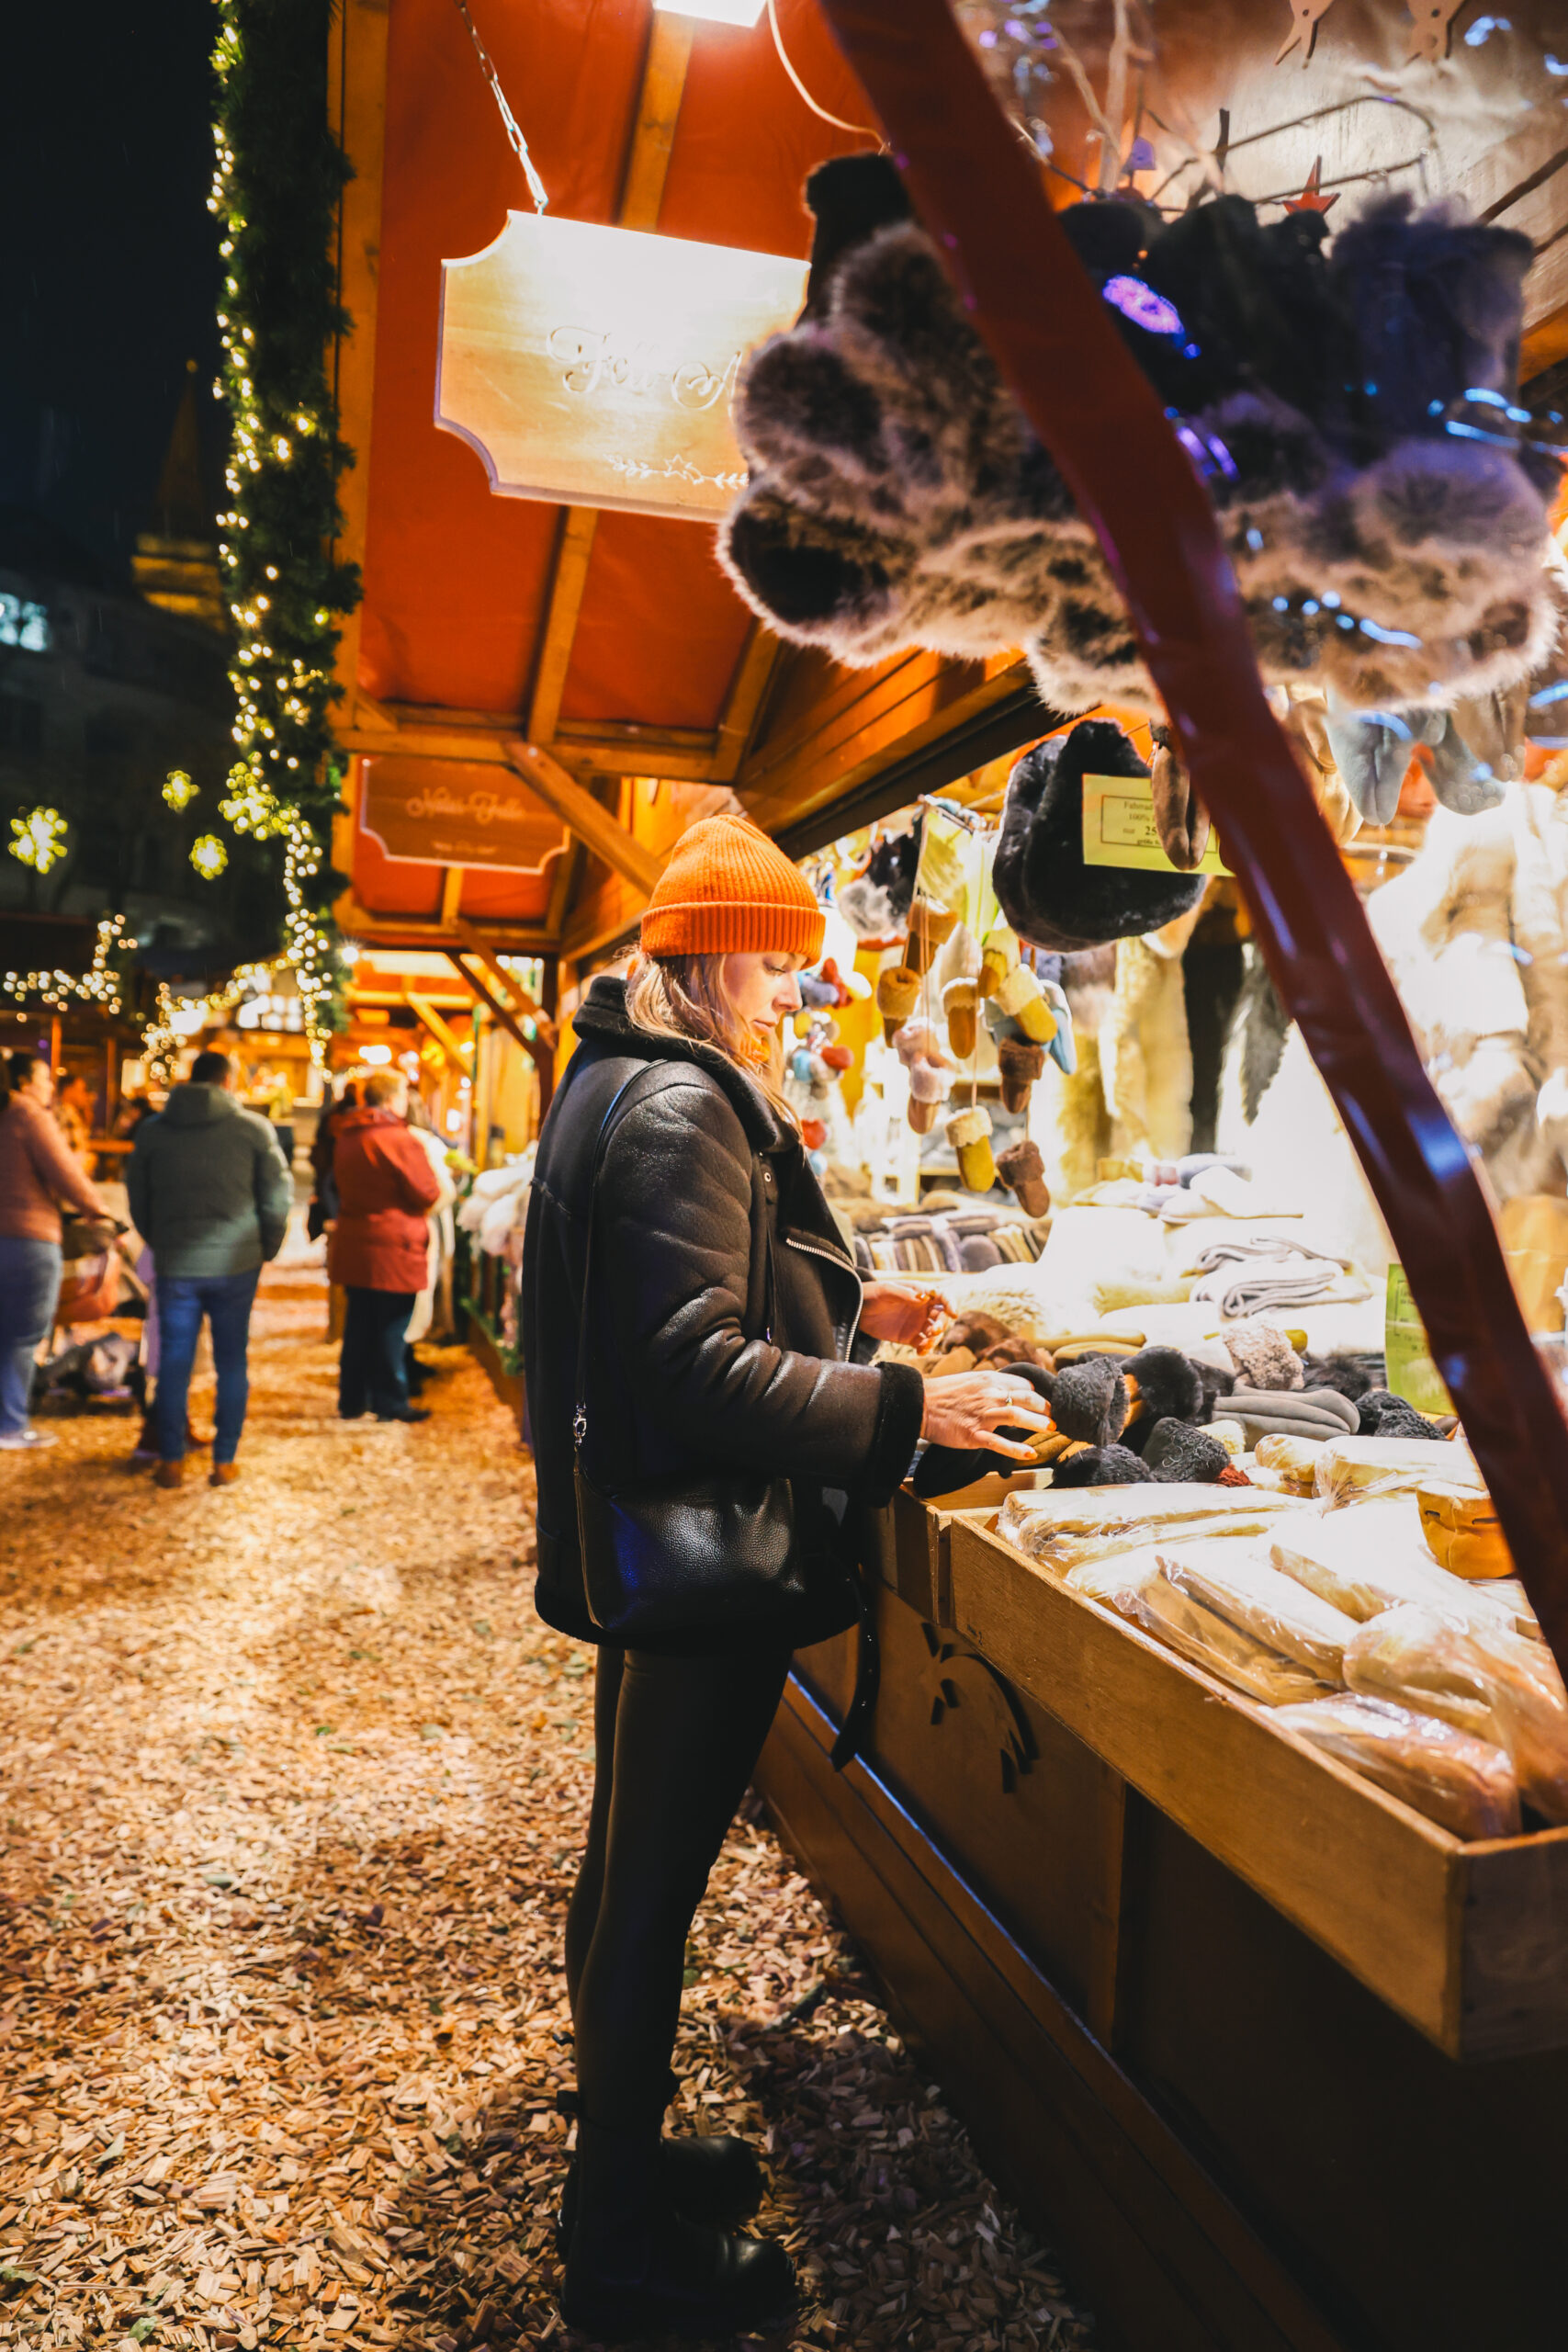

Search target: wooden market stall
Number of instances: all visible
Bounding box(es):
[319,5,1568,2347]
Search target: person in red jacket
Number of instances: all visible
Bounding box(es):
[329,1069,442,1422]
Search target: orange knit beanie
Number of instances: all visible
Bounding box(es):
[639,813,825,958]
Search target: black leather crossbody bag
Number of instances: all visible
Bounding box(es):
[572,1069,805,1641]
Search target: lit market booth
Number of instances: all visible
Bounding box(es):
[318,1,1568,2345]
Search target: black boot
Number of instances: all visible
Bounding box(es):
[557,2126,766,2250]
[561,2116,795,2345]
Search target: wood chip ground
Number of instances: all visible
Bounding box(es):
[0,1253,1099,2352]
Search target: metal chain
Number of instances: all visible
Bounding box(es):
[451,0,549,213]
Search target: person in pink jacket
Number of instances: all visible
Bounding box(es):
[0,1053,104,1449]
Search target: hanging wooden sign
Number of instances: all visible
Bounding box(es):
[358,757,570,875]
[435,212,807,520]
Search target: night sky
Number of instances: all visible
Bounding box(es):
[2,0,224,577]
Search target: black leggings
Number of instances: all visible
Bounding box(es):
[565,1644,793,2130]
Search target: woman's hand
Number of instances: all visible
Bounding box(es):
[920,1371,1055,1463]
[859,1280,946,1351]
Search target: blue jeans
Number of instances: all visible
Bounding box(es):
[153,1270,261,1464]
[0,1237,62,1437]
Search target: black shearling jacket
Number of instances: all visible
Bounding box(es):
[521,976,925,1652]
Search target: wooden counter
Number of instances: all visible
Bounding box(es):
[754,1492,1568,2352]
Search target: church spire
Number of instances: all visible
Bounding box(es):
[132,362,226,634]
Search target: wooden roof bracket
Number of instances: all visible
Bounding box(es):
[503,738,664,897]
[451,924,558,1047]
[445,951,557,1112]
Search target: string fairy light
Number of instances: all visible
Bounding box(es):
[141,957,284,1085]
[1,916,127,1016]
[209,0,360,1061]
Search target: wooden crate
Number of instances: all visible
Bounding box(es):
[945,1516,1568,2062]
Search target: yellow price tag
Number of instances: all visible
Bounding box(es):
[1080,773,1231,877]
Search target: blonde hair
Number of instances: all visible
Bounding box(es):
[626,953,798,1133]
[362,1068,408,1108]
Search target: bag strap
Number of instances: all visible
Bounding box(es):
[571,1065,776,1461]
[571,1068,647,1458]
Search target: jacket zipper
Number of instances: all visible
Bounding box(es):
[784,1232,863,1359]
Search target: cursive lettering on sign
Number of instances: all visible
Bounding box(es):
[547,325,741,413]
[404,786,535,828]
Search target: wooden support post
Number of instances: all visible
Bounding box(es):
[440,865,465,927]
[546,839,581,941]
[503,739,665,897]
[402,989,471,1079]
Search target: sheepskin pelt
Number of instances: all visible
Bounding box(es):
[993,720,1206,952]
[1100,915,1201,1168]
[717,175,1560,721]
[1367,788,1568,1196]
[1029,1034,1111,1205]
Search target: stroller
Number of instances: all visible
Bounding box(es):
[31,1217,149,1418]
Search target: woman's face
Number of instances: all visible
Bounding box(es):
[721,952,807,1053]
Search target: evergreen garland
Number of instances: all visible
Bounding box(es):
[209,0,361,1053]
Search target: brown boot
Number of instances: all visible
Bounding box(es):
[153,1461,184,1490]
[209,1463,239,1487]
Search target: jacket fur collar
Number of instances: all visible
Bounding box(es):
[570,976,855,1272]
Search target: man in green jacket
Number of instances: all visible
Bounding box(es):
[127,1049,293,1491]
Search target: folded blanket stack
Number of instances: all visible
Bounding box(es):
[1227,1385,1362,1442]
[1191,1238,1359,1320]
[853,1206,1048,1276]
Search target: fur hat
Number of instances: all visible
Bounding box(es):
[1050,1443,1152,1487]
[1356,1388,1448,1440]
[1042,1354,1128,1448]
[1303,1351,1381,1402]
[1118,1346,1206,1452]
[1223,1319,1303,1393]
[1144,1419,1231,1482]
[718,171,1560,729]
[993,722,1206,953]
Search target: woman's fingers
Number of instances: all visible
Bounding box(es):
[920,1372,1055,1451]
[984,1430,1044,1463]
[978,1377,1053,1432]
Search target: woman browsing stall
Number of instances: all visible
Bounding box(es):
[522,814,1049,2343]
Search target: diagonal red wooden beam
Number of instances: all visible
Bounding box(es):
[814,0,1568,1681]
